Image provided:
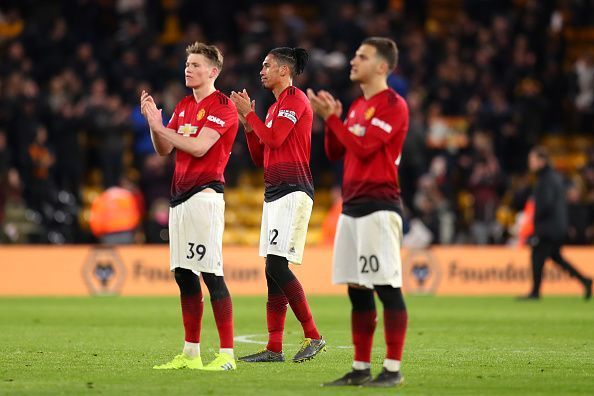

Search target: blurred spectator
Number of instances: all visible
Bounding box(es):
[89,186,141,244]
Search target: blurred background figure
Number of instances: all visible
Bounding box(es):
[89,185,141,244]
[520,147,592,300]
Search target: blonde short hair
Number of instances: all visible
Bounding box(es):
[185,42,223,70]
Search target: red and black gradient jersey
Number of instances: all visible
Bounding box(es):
[166,91,238,206]
[244,86,314,202]
[324,88,409,217]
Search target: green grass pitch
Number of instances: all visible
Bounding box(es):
[1,295,592,395]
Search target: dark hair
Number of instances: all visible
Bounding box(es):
[186,42,224,70]
[362,37,399,72]
[268,47,309,77]
[531,146,550,163]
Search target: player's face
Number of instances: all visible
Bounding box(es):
[349,44,384,83]
[185,54,216,89]
[260,54,283,89]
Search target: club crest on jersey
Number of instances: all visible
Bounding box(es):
[197,108,205,120]
[364,107,375,120]
[177,123,198,137]
[348,124,366,137]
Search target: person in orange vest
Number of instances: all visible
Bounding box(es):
[89,186,141,244]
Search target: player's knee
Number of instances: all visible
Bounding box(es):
[375,285,406,310]
[201,272,230,301]
[265,254,292,281]
[174,268,200,296]
[348,286,375,311]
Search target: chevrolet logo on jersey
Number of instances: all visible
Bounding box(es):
[348,124,366,137]
[178,123,198,137]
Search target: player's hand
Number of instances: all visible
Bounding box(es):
[140,90,157,118]
[230,89,254,118]
[307,89,340,120]
[143,102,163,131]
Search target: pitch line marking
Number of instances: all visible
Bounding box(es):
[234,334,351,349]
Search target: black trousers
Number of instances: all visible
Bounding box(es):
[530,239,588,296]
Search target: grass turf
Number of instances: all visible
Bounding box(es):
[0,295,592,395]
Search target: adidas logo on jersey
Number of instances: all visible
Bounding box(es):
[371,117,392,133]
[207,115,225,127]
[179,110,185,117]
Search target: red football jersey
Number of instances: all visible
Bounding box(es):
[245,86,313,201]
[166,91,238,205]
[325,88,409,210]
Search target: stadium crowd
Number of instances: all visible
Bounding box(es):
[1,0,593,245]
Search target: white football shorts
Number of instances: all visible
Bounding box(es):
[332,210,403,289]
[169,191,225,276]
[258,191,313,264]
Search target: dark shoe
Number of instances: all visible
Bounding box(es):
[322,368,372,386]
[362,368,404,388]
[238,349,285,362]
[292,337,326,362]
[517,294,540,301]
[584,279,592,301]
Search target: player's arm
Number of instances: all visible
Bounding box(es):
[308,89,345,160]
[245,129,264,167]
[232,90,304,149]
[325,105,405,160]
[143,102,221,158]
[141,90,173,155]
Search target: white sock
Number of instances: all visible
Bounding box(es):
[383,358,401,372]
[183,342,200,358]
[219,348,234,359]
[352,361,371,370]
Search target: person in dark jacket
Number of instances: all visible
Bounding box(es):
[522,146,592,300]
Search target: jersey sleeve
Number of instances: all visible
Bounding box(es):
[204,101,238,136]
[324,125,346,161]
[246,93,308,149]
[325,99,408,159]
[166,102,181,130]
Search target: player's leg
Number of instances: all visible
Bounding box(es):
[324,214,372,386]
[356,211,405,387]
[265,254,326,362]
[153,268,203,369]
[238,270,289,362]
[550,244,592,299]
[199,272,236,371]
[363,285,406,387]
[266,271,288,353]
[525,240,551,298]
[323,284,375,386]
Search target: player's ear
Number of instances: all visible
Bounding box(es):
[210,67,220,79]
[280,64,289,77]
[377,60,388,76]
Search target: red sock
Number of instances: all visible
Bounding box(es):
[282,278,321,340]
[266,293,288,352]
[211,297,233,349]
[352,310,377,363]
[180,292,203,343]
[384,309,408,360]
